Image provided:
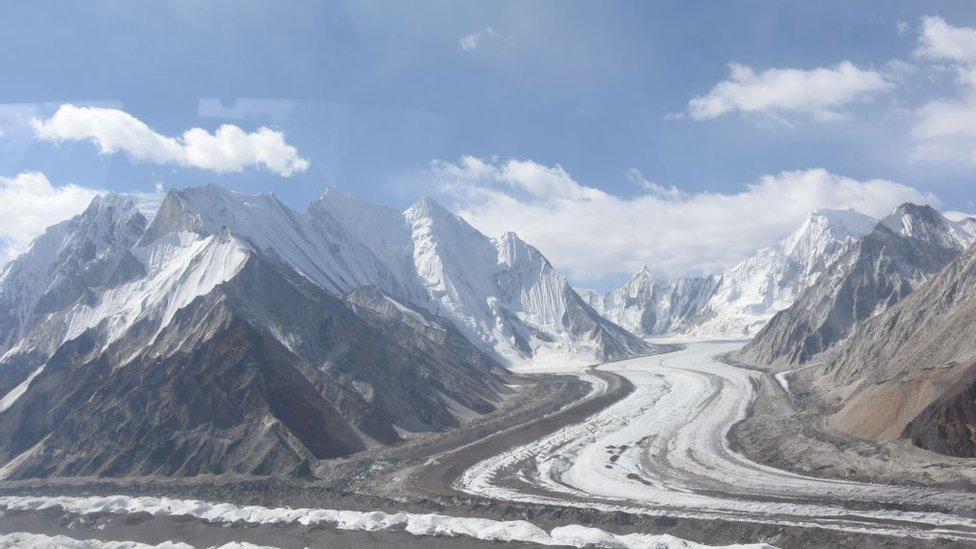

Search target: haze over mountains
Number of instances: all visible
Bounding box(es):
[585,208,878,338]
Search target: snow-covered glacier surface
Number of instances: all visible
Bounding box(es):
[457,341,976,542]
[0,495,776,549]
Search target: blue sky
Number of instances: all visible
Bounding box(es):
[2,1,976,287]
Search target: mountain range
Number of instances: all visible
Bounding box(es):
[739,204,976,367]
[0,186,648,478]
[585,208,878,338]
[4,185,976,476]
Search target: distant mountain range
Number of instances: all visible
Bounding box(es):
[584,208,878,338]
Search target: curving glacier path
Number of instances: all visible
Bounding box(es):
[457,340,976,542]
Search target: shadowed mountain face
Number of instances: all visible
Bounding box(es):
[0,237,508,479]
[0,184,653,479]
[814,238,976,457]
[738,204,976,368]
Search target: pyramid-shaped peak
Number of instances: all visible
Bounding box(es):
[405,196,453,219]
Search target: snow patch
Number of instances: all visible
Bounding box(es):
[0,532,274,549]
[0,365,44,413]
[0,495,776,549]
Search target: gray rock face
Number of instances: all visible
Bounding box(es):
[0,245,507,479]
[739,204,975,368]
[0,195,147,398]
[816,239,976,457]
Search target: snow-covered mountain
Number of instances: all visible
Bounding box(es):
[0,191,514,478]
[406,198,649,366]
[588,208,877,338]
[739,203,976,367]
[146,186,648,366]
[581,268,718,336]
[0,194,146,359]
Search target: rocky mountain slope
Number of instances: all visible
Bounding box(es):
[807,237,976,458]
[738,204,976,367]
[0,196,510,478]
[0,185,652,478]
[587,209,876,338]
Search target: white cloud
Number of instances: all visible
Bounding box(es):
[944,210,976,222]
[32,104,309,177]
[626,168,683,200]
[915,15,976,64]
[687,62,892,121]
[911,17,976,165]
[431,157,935,280]
[458,27,513,52]
[0,172,102,263]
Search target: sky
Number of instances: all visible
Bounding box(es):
[2,1,976,289]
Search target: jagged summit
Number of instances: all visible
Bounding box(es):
[880,202,976,248]
[591,207,877,338]
[740,202,976,367]
[0,194,147,354]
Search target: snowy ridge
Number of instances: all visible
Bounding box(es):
[0,194,146,354]
[0,533,271,549]
[150,185,421,300]
[0,495,776,549]
[134,187,641,365]
[61,230,250,351]
[692,208,877,337]
[406,199,648,365]
[881,202,976,249]
[589,209,878,338]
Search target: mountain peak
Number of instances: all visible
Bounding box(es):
[801,207,876,235]
[405,196,452,219]
[499,230,523,243]
[878,202,966,246]
[85,192,136,213]
[886,202,940,223]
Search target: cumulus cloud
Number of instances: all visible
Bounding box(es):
[458,27,513,52]
[915,15,976,64]
[0,172,101,263]
[911,17,976,165]
[430,157,936,280]
[687,62,892,121]
[32,105,309,177]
